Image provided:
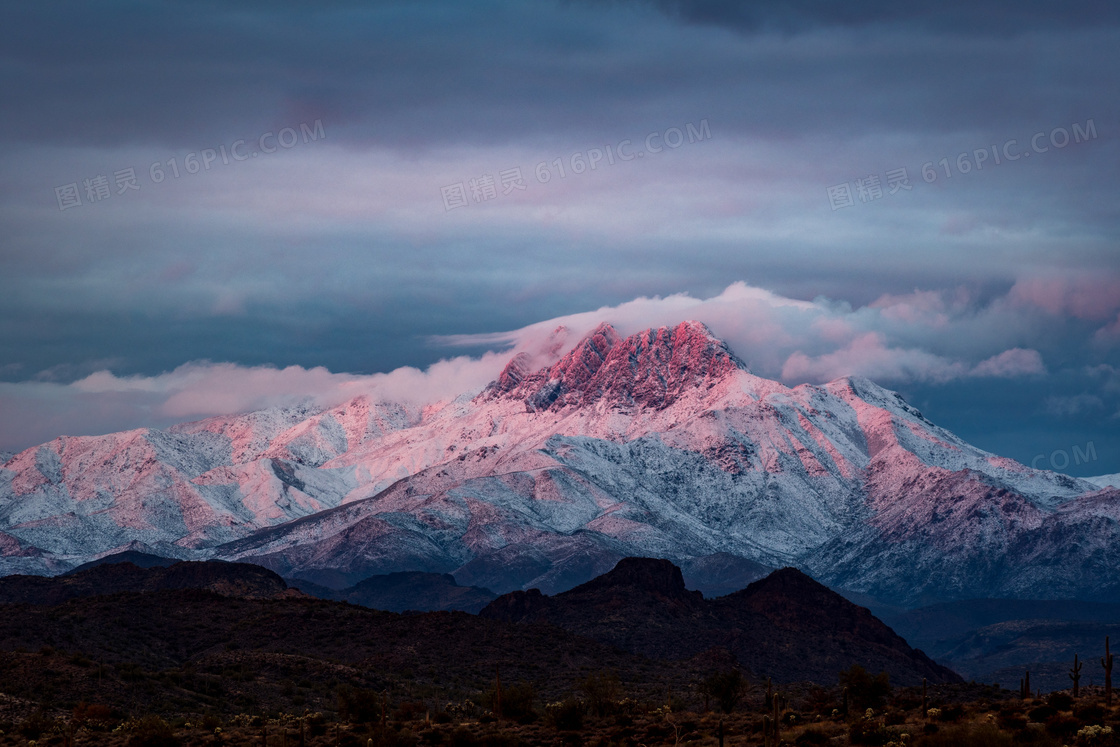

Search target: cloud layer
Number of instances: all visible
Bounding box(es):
[1,1,1117,473]
[4,280,1116,465]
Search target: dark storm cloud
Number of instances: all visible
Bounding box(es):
[635,0,1120,34]
[0,0,1117,473]
[3,0,1118,153]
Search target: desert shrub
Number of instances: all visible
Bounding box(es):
[701,669,745,714]
[1014,726,1061,745]
[579,671,621,717]
[394,701,429,722]
[807,685,833,714]
[72,702,118,730]
[478,732,521,747]
[1029,704,1058,722]
[1077,704,1107,722]
[363,725,421,747]
[18,712,56,740]
[839,665,892,710]
[228,713,262,728]
[610,725,636,745]
[448,727,479,747]
[914,723,1014,746]
[795,728,832,745]
[1075,724,1116,745]
[338,685,383,724]
[126,714,179,747]
[937,704,964,722]
[503,684,539,724]
[997,709,1027,730]
[848,719,890,745]
[546,698,586,731]
[1048,692,1074,711]
[483,681,537,723]
[1048,714,1083,739]
[307,712,329,737]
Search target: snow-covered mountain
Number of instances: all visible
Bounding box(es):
[1,321,1115,605]
[1087,473,1120,490]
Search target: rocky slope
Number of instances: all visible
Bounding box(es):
[1,321,1116,605]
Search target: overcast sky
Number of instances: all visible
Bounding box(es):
[1,0,1118,475]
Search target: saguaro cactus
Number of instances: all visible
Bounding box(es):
[762,693,782,747]
[1070,654,1083,698]
[1103,637,1114,707]
[1020,670,1031,699]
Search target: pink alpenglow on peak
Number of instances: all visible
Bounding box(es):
[492,321,747,410]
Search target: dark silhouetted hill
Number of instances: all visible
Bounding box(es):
[0,586,713,718]
[0,559,291,605]
[481,558,960,685]
[67,550,180,574]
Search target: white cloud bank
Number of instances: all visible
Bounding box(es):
[5,275,1118,453]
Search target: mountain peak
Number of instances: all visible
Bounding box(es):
[735,566,824,597]
[495,352,534,391]
[569,557,690,597]
[493,320,746,411]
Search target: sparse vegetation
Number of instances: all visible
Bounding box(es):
[0,671,1118,745]
[3,588,1120,745]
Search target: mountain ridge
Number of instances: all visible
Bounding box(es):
[479,557,959,685]
[1,320,1115,606]
[0,558,293,605]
